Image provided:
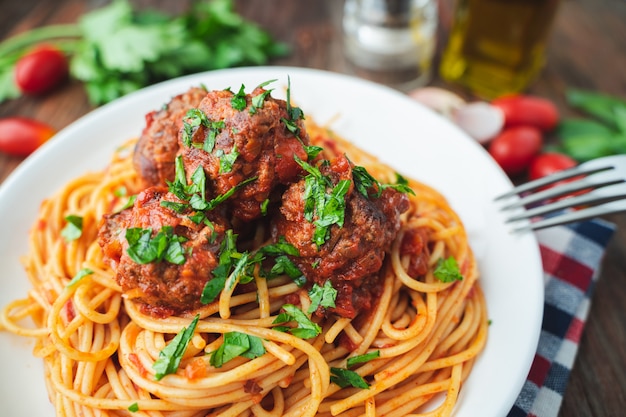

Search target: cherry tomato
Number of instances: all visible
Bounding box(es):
[488,126,543,176]
[529,152,577,181]
[491,95,559,132]
[14,45,68,95]
[0,117,56,156]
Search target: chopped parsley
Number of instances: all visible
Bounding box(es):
[433,256,464,283]
[127,403,139,412]
[163,155,256,220]
[352,166,415,198]
[295,156,350,247]
[273,304,321,339]
[210,331,266,368]
[330,367,370,389]
[125,226,187,265]
[230,84,247,110]
[201,229,239,304]
[152,314,200,380]
[116,194,137,213]
[201,234,305,304]
[281,76,304,139]
[216,145,239,173]
[347,350,380,368]
[181,108,224,151]
[61,215,83,242]
[66,268,94,288]
[307,280,337,314]
[249,81,275,114]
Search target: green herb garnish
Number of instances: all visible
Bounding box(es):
[152,314,200,380]
[330,367,370,389]
[273,304,321,339]
[433,256,463,283]
[66,268,94,288]
[0,0,288,105]
[346,350,380,368]
[61,215,84,242]
[231,84,247,110]
[210,331,266,368]
[125,226,187,265]
[307,280,337,313]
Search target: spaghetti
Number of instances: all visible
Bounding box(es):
[1,104,487,417]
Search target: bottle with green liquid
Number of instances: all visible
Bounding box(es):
[439,0,561,99]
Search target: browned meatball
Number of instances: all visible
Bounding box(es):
[98,187,230,318]
[272,155,409,318]
[133,86,207,187]
[180,86,311,222]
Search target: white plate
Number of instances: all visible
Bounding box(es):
[0,67,543,416]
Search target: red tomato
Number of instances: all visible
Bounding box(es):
[488,126,543,176]
[491,95,559,132]
[0,117,56,156]
[14,45,68,95]
[529,152,578,181]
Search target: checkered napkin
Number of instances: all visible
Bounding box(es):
[507,219,616,417]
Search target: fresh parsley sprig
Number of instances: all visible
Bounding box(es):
[273,304,322,339]
[61,215,83,242]
[307,280,338,314]
[152,314,200,380]
[433,256,463,283]
[0,0,288,105]
[352,166,415,198]
[125,226,187,265]
[210,331,266,368]
[294,156,351,247]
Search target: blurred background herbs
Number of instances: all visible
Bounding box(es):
[0,0,288,105]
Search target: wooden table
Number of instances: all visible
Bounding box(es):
[1,0,624,415]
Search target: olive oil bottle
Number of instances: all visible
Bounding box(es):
[439,0,560,99]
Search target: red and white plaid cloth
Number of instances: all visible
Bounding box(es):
[507,219,616,417]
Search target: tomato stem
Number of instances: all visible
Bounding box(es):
[0,24,82,57]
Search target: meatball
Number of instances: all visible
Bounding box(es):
[180,86,311,222]
[98,187,230,318]
[272,155,410,318]
[133,86,207,187]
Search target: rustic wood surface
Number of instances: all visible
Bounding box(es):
[1,0,624,415]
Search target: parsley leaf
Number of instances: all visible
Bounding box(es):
[273,304,321,339]
[201,229,238,304]
[128,403,139,412]
[66,268,94,288]
[330,367,370,389]
[125,226,187,265]
[294,156,350,247]
[250,87,273,114]
[346,351,380,368]
[433,256,464,283]
[217,145,239,173]
[231,84,247,110]
[61,215,84,242]
[210,331,265,368]
[0,0,288,105]
[307,280,337,313]
[153,314,200,380]
[352,166,415,198]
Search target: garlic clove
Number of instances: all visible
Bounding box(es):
[408,87,466,118]
[452,102,505,144]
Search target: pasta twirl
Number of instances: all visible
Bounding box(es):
[1,116,487,417]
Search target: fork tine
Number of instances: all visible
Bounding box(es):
[511,199,626,233]
[500,174,624,210]
[505,182,626,222]
[494,162,611,201]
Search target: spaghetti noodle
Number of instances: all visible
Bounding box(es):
[1,97,487,417]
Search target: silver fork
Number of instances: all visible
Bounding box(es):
[495,155,626,232]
